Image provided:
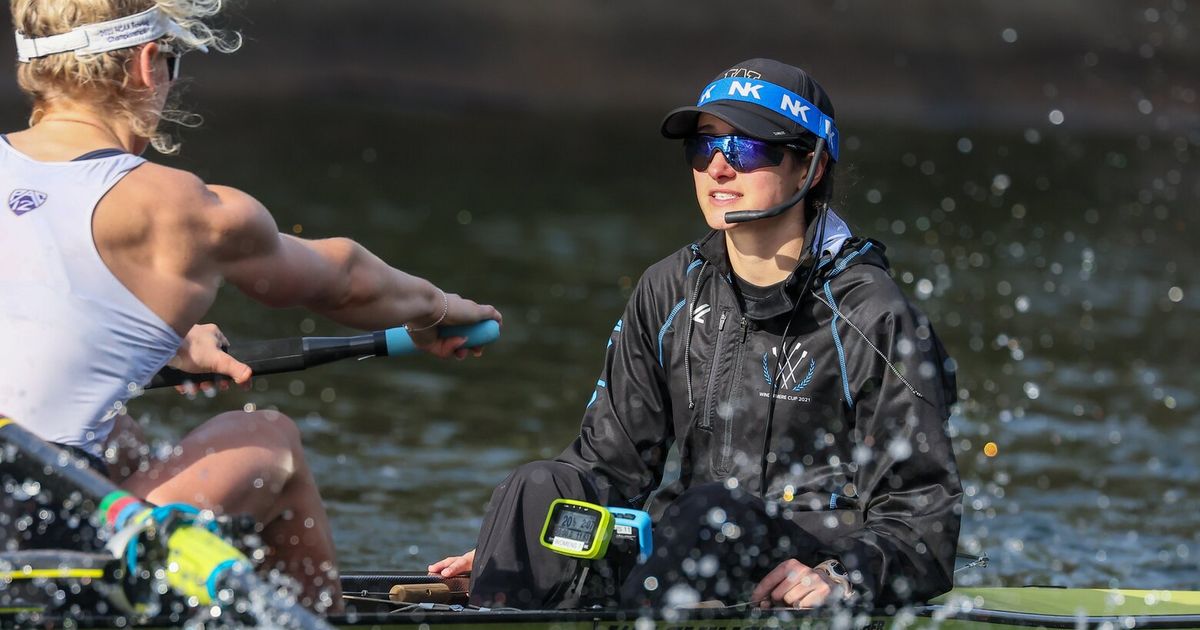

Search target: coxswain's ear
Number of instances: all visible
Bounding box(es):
[801,151,830,191]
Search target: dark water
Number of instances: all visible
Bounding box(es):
[119,101,1199,590]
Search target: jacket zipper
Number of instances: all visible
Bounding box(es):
[716,316,749,474]
[698,310,728,430]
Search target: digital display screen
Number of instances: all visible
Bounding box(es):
[551,509,599,544]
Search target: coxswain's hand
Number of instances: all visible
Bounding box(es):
[168,323,252,393]
[428,548,475,578]
[406,291,502,359]
[750,558,844,609]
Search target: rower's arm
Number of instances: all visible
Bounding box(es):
[201,185,496,331]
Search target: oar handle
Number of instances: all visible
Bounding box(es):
[147,320,501,389]
[383,319,501,355]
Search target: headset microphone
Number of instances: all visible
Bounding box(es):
[723,137,827,224]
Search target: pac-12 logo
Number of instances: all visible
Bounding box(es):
[8,189,48,216]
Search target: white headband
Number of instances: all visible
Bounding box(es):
[14,6,207,62]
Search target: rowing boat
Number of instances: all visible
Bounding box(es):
[4,568,1199,630]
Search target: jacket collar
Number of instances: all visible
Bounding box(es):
[689,209,888,321]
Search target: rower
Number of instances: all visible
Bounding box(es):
[1,0,501,612]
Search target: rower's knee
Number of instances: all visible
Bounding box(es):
[208,409,303,453]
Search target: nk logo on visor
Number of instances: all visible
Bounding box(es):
[697,78,840,161]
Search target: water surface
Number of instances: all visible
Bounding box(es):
[126,102,1198,589]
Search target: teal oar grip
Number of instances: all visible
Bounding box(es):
[383,319,500,356]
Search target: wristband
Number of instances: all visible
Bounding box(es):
[405,288,448,332]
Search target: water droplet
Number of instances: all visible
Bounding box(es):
[887,438,912,461]
[1001,28,1018,43]
[916,278,934,299]
[991,174,1011,193]
[698,554,718,577]
[1048,109,1065,125]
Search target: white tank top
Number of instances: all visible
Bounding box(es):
[0,139,182,453]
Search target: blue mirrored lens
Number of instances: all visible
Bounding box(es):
[684,135,790,172]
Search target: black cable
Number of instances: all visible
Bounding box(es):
[808,290,935,406]
[758,204,829,496]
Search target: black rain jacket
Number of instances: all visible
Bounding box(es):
[558,230,963,605]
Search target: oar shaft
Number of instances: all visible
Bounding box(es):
[148,320,500,389]
[0,417,114,503]
[149,333,382,389]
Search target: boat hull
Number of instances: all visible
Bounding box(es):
[6,584,1197,629]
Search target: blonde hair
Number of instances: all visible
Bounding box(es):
[11,0,241,153]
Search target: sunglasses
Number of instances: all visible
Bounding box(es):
[158,42,181,81]
[684,135,804,173]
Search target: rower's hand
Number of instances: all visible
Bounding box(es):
[750,559,839,609]
[428,548,474,577]
[168,323,252,392]
[407,293,502,359]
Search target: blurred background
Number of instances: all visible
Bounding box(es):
[2,1,1196,590]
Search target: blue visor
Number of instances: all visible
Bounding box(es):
[697,78,839,161]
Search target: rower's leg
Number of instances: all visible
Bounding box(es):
[470,460,609,609]
[118,409,341,613]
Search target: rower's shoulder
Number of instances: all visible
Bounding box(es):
[119,162,269,233]
[119,162,218,213]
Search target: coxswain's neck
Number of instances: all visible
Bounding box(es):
[723,210,807,288]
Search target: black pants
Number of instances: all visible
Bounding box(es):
[470,460,829,609]
[469,460,612,608]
